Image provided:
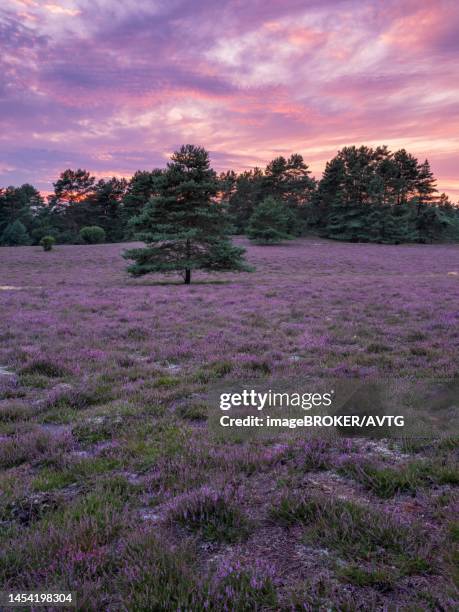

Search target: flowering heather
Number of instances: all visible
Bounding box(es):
[0,238,458,609]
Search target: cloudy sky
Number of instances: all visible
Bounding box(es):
[1,0,459,199]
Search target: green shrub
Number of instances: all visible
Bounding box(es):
[168,486,250,543]
[20,358,68,378]
[79,226,106,244]
[39,235,55,251]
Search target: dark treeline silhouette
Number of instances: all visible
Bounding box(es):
[1,145,458,247]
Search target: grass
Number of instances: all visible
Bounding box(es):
[339,458,459,497]
[270,493,432,573]
[337,564,397,591]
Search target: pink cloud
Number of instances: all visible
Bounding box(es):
[0,0,458,201]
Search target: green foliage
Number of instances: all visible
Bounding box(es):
[169,487,250,543]
[20,358,68,377]
[339,459,459,497]
[247,196,294,244]
[0,184,43,240]
[122,170,161,235]
[311,145,459,243]
[124,145,251,283]
[1,219,30,246]
[337,564,397,591]
[79,225,106,244]
[1,145,458,247]
[40,235,55,251]
[223,153,315,234]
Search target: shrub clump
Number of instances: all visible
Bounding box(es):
[39,235,55,251]
[167,485,250,543]
[79,226,106,244]
[0,430,73,469]
[20,358,68,378]
[44,383,107,410]
[208,559,277,609]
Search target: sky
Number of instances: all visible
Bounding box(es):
[1,0,459,200]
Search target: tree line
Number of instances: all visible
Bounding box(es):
[1,144,458,248]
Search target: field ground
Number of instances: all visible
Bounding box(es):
[0,238,458,610]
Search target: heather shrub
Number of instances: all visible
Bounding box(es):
[0,489,131,588]
[168,486,250,543]
[20,358,68,378]
[39,235,55,251]
[2,492,62,526]
[79,225,106,244]
[298,437,337,471]
[44,383,112,410]
[271,494,431,569]
[0,430,73,469]
[195,360,233,382]
[0,402,34,422]
[72,416,123,444]
[120,531,201,610]
[177,401,208,421]
[208,559,277,610]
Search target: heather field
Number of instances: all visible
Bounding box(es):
[1,238,458,611]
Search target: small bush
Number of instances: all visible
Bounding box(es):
[366,343,392,353]
[0,430,73,469]
[209,560,277,610]
[45,384,109,411]
[79,226,106,244]
[177,402,208,421]
[20,358,68,378]
[121,531,200,609]
[154,376,179,388]
[337,564,397,591]
[168,485,249,543]
[39,235,55,251]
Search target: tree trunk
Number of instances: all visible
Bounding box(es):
[184,269,191,284]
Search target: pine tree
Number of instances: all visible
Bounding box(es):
[1,219,30,246]
[92,177,128,241]
[416,160,437,213]
[227,168,264,233]
[312,157,345,231]
[123,145,251,284]
[0,184,43,238]
[247,196,294,244]
[262,154,316,234]
[122,170,162,234]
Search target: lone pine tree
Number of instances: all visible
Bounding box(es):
[124,145,251,284]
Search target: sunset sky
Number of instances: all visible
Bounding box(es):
[1,0,459,200]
